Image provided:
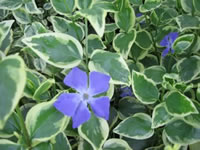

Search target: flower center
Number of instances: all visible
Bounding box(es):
[83,93,89,100]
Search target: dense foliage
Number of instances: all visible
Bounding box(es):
[0,0,200,150]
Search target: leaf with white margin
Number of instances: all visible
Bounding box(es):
[103,138,132,150]
[113,113,154,140]
[51,0,76,16]
[0,139,20,150]
[12,7,31,24]
[22,33,83,69]
[89,50,131,85]
[52,132,72,150]
[144,66,166,84]
[50,16,84,41]
[152,103,173,128]
[164,119,200,145]
[33,79,55,101]
[78,113,109,150]
[0,0,23,10]
[25,94,69,143]
[113,29,137,59]
[25,0,42,14]
[77,3,107,37]
[77,0,93,9]
[0,55,26,129]
[114,0,135,32]
[165,91,198,117]
[84,34,106,56]
[0,20,14,46]
[177,56,200,82]
[132,71,159,104]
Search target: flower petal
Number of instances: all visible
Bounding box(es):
[88,96,110,120]
[64,67,88,93]
[160,35,169,47]
[54,93,81,117]
[88,71,110,96]
[162,47,170,57]
[72,101,91,128]
[169,32,178,42]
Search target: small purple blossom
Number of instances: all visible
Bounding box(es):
[120,86,133,97]
[54,67,110,128]
[160,32,178,57]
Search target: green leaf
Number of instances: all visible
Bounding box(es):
[50,16,84,41]
[197,84,200,101]
[180,0,194,13]
[22,33,83,69]
[77,3,107,37]
[32,142,52,150]
[144,66,166,84]
[113,113,154,140]
[103,138,132,150]
[84,34,106,56]
[132,71,159,104]
[165,91,198,117]
[24,0,42,14]
[173,34,195,54]
[25,95,69,143]
[89,50,131,85]
[24,22,48,37]
[78,113,109,150]
[77,0,93,9]
[152,103,173,128]
[0,30,13,55]
[0,139,20,150]
[113,29,137,59]
[51,0,76,15]
[0,55,26,129]
[140,0,161,12]
[0,112,20,138]
[130,0,143,5]
[176,15,200,31]
[12,7,32,24]
[78,139,93,150]
[52,132,72,150]
[130,43,148,61]
[114,0,135,32]
[177,56,200,82]
[193,0,200,12]
[165,119,200,145]
[33,79,55,101]
[184,101,200,128]
[0,20,14,47]
[0,0,23,10]
[135,30,152,50]
[118,97,147,120]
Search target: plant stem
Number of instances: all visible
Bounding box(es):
[16,105,32,149]
[84,18,89,72]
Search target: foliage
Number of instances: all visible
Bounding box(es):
[0,0,200,150]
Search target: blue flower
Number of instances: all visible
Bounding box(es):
[54,67,111,128]
[120,86,133,97]
[160,32,178,57]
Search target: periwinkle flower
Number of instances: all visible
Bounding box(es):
[120,86,133,97]
[160,32,178,57]
[54,67,111,128]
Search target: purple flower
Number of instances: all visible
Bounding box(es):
[54,67,111,128]
[136,13,143,17]
[120,86,133,97]
[160,32,178,57]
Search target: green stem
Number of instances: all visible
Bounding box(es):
[16,105,32,149]
[84,18,89,73]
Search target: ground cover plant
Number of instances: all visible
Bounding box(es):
[0,0,200,149]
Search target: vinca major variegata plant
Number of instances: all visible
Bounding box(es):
[0,0,200,150]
